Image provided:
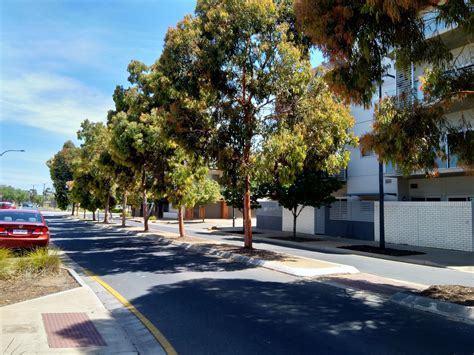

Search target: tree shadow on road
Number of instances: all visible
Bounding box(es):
[50,219,257,276]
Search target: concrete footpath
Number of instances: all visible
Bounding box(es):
[0,267,165,355]
[124,215,474,273]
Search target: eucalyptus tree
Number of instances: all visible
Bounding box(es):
[163,145,220,237]
[76,120,117,223]
[260,74,357,238]
[159,0,313,248]
[47,141,80,213]
[294,0,474,172]
[108,61,169,232]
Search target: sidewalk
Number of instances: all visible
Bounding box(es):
[248,229,474,272]
[0,272,137,355]
[122,215,474,272]
[0,262,166,355]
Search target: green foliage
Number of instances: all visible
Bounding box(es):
[421,66,474,104]
[295,0,473,173]
[47,141,79,210]
[0,185,30,204]
[361,97,447,175]
[294,0,471,106]
[76,120,117,214]
[148,215,157,221]
[16,248,61,275]
[194,177,221,207]
[159,0,314,245]
[164,146,209,209]
[259,73,355,235]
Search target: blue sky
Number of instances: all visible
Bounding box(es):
[0,0,324,191]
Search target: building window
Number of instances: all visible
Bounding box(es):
[448,197,470,201]
[411,197,441,201]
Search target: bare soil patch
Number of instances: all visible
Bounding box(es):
[214,245,294,261]
[0,268,79,307]
[159,233,294,261]
[339,245,425,257]
[419,285,474,306]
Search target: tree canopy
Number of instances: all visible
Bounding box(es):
[260,73,356,237]
[295,0,474,173]
[47,141,79,210]
[158,0,314,248]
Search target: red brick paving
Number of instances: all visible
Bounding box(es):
[42,312,106,348]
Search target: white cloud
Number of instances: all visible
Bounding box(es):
[0,72,112,136]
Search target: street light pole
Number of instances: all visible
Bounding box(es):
[378,83,386,250]
[0,149,25,157]
[378,73,395,250]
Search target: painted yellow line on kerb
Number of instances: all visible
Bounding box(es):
[84,269,177,355]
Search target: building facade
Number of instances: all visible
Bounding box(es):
[345,20,474,202]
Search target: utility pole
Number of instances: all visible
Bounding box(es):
[378,83,386,250]
[378,73,395,250]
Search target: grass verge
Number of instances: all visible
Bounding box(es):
[0,247,61,280]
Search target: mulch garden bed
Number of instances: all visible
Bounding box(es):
[338,245,425,256]
[0,268,79,307]
[214,245,294,261]
[419,285,474,306]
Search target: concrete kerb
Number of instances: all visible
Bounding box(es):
[90,221,359,278]
[250,233,454,269]
[390,292,474,325]
[57,249,166,355]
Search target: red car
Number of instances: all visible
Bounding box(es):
[0,202,16,209]
[0,209,49,248]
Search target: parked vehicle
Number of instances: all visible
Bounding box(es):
[0,209,49,248]
[22,202,34,208]
[0,202,16,209]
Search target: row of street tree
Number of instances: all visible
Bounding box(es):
[48,0,472,248]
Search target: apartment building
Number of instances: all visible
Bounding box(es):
[345,18,474,202]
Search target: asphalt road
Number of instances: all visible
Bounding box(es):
[120,217,474,287]
[49,215,474,355]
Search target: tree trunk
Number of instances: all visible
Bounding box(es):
[71,203,75,216]
[76,204,79,216]
[93,210,96,221]
[83,208,86,219]
[243,172,252,249]
[122,193,127,227]
[104,193,109,224]
[142,169,149,232]
[292,209,297,239]
[178,206,185,237]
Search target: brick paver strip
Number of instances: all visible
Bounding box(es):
[42,312,106,348]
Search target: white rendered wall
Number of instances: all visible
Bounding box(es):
[374,202,474,251]
[282,206,315,235]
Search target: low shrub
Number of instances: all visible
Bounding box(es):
[0,248,13,261]
[0,248,14,280]
[148,215,157,221]
[16,248,61,275]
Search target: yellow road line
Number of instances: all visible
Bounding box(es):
[84,269,177,355]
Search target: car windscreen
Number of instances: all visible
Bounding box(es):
[0,212,42,223]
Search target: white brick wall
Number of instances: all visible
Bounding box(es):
[282,206,315,235]
[374,202,474,252]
